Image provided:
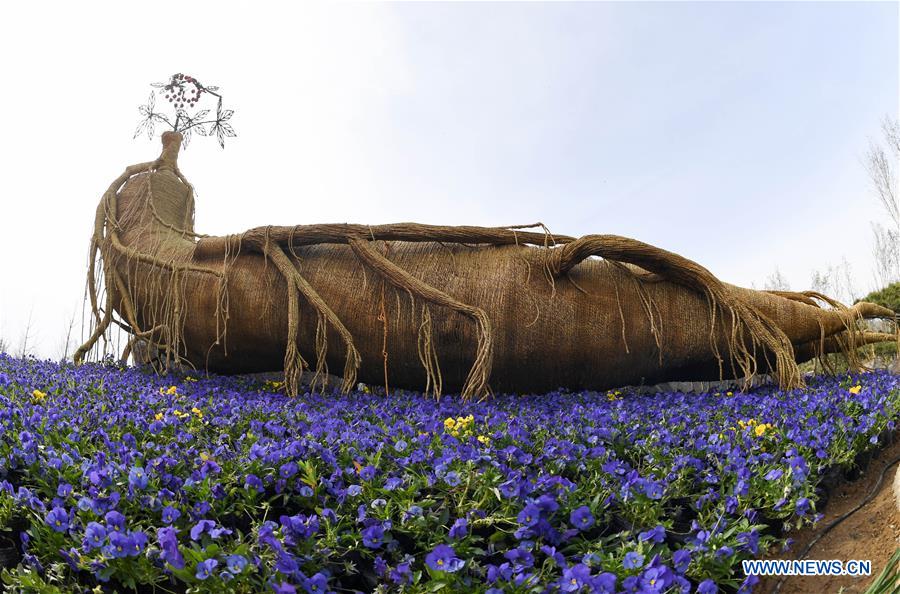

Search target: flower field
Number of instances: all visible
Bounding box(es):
[0,354,896,593]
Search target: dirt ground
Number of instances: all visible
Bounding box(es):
[758,431,900,593]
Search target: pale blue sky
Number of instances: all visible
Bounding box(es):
[362,2,898,275]
[0,2,897,357]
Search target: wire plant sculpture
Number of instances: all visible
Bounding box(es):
[134,73,236,149]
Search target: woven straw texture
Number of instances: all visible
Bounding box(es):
[76,132,898,398]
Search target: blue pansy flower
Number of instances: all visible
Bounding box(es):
[128,466,148,490]
[45,507,69,533]
[638,525,666,544]
[279,461,298,479]
[449,518,469,539]
[360,465,377,481]
[425,544,464,572]
[361,524,385,549]
[195,558,218,580]
[191,519,216,541]
[157,527,184,569]
[569,506,594,531]
[559,563,591,592]
[304,572,329,593]
[105,510,126,533]
[161,505,181,525]
[83,522,106,550]
[672,549,691,574]
[517,503,541,527]
[226,554,248,574]
[245,474,264,491]
[105,531,133,559]
[623,551,644,570]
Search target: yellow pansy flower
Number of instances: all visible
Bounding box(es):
[754,423,774,437]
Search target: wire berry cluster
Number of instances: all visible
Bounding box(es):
[160,73,205,110]
[134,73,236,149]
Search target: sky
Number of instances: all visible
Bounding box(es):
[0,1,897,359]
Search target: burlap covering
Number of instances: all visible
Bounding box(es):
[75,132,898,398]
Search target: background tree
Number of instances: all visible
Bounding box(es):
[865,117,900,288]
[17,307,35,358]
[764,267,791,291]
[809,258,857,305]
[56,307,78,362]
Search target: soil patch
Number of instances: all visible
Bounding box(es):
[759,431,900,593]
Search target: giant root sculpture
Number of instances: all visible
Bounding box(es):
[75,131,897,398]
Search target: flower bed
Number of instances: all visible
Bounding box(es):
[0,354,896,593]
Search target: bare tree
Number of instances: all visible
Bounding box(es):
[809,258,857,305]
[0,336,7,354]
[810,269,830,295]
[871,222,898,289]
[18,307,35,358]
[839,257,857,303]
[58,308,78,362]
[764,267,791,291]
[865,117,900,288]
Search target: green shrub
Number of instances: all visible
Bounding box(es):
[858,282,900,314]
